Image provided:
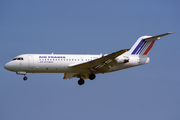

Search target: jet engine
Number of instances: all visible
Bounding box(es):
[115,56,129,63]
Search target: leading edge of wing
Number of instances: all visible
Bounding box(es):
[144,32,174,41]
[69,49,129,69]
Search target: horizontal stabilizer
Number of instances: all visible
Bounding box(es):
[144,32,174,41]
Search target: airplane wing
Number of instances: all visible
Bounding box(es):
[69,49,129,73]
[63,73,89,80]
[63,73,77,79]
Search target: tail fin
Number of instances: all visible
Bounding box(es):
[125,32,173,56]
[130,36,155,56]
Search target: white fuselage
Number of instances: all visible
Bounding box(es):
[4,54,149,75]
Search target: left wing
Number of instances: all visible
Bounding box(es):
[63,73,88,80]
[63,73,77,79]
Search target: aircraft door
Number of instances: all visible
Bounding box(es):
[28,55,34,68]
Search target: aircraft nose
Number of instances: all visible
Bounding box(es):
[4,62,12,71]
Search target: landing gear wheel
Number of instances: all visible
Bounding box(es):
[89,73,96,80]
[23,76,28,81]
[78,79,85,85]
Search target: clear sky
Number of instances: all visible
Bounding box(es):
[1,0,180,120]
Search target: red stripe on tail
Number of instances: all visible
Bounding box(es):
[143,41,155,55]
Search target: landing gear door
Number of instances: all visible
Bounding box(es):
[28,55,34,68]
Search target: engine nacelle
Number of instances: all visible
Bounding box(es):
[115,56,129,63]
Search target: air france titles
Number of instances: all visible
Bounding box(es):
[39,56,66,63]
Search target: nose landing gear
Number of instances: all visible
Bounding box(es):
[23,75,28,81]
[16,71,28,81]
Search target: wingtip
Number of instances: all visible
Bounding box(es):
[160,32,174,37]
[168,32,174,34]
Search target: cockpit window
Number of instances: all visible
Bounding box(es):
[12,58,17,61]
[12,57,24,61]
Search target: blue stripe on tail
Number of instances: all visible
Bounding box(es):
[131,40,154,55]
[136,41,147,54]
[131,40,143,54]
[139,41,150,54]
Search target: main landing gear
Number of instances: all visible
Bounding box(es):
[78,79,85,85]
[77,73,96,85]
[89,73,96,80]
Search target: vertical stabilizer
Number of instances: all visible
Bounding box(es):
[124,32,173,56]
[131,36,155,56]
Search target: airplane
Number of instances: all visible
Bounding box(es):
[4,32,173,85]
